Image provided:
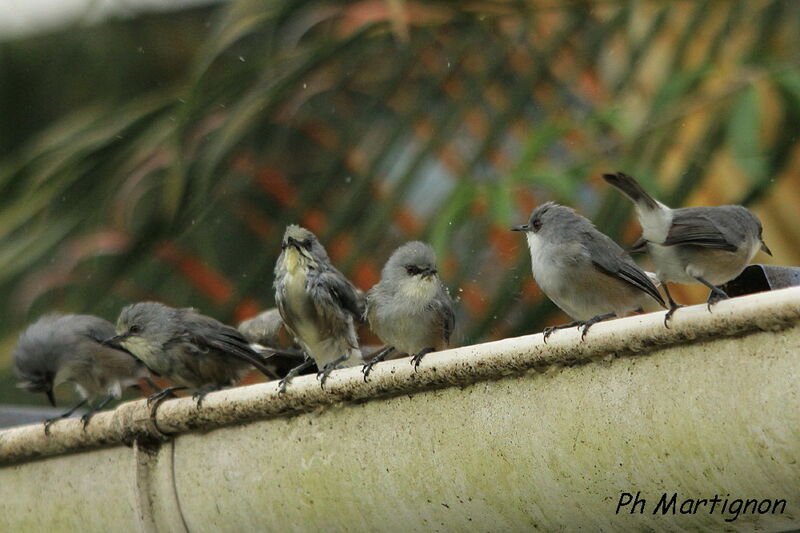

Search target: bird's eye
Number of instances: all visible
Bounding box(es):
[129,324,142,334]
[532,218,543,232]
[302,239,313,251]
[405,265,421,275]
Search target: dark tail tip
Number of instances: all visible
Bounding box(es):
[601,171,658,210]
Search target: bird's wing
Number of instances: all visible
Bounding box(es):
[662,211,738,251]
[586,232,666,307]
[184,317,279,379]
[435,290,456,346]
[313,267,365,320]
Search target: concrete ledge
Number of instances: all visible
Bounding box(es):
[0,287,799,531]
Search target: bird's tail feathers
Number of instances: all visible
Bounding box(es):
[602,172,659,211]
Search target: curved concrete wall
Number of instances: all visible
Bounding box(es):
[1,288,799,531]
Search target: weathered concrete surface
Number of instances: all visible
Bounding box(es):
[0,287,799,531]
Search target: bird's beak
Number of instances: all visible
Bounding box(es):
[510,224,529,232]
[286,237,300,249]
[760,239,772,256]
[423,267,438,278]
[45,388,56,407]
[103,333,129,347]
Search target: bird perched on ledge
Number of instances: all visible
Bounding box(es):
[362,241,454,379]
[106,302,280,406]
[274,225,364,391]
[13,313,151,434]
[512,202,665,341]
[603,171,771,324]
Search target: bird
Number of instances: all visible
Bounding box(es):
[511,202,666,341]
[237,308,286,348]
[603,171,771,324]
[106,301,280,406]
[273,225,364,390]
[362,241,455,379]
[13,313,152,434]
[237,308,305,377]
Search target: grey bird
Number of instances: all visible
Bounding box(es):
[361,241,455,379]
[603,172,771,323]
[106,302,280,406]
[511,202,666,341]
[274,225,364,390]
[13,313,151,434]
[238,308,286,348]
[238,308,305,376]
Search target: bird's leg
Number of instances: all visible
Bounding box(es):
[43,398,88,436]
[695,276,729,311]
[316,354,351,389]
[361,346,394,381]
[662,283,684,328]
[192,385,223,408]
[145,386,188,420]
[278,357,315,393]
[410,347,435,371]
[542,321,582,343]
[80,394,115,429]
[146,386,188,406]
[578,313,616,341]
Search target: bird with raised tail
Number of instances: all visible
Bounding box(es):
[512,202,665,341]
[603,171,771,324]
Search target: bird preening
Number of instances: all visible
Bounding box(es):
[11,172,773,434]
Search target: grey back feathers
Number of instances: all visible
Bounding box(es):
[366,241,455,354]
[238,308,285,347]
[14,313,145,401]
[274,225,364,367]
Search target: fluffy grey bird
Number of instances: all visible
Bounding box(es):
[237,308,305,377]
[274,225,364,390]
[603,172,771,323]
[107,302,279,406]
[13,313,151,434]
[237,308,286,348]
[512,202,666,341]
[362,241,454,379]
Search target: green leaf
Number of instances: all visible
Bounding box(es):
[727,86,767,184]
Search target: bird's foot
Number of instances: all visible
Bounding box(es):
[80,412,94,430]
[578,313,616,341]
[410,347,435,371]
[316,362,338,389]
[361,360,378,382]
[542,321,581,343]
[663,304,684,328]
[146,387,184,407]
[43,418,58,436]
[316,355,350,389]
[361,346,393,382]
[192,386,221,408]
[278,358,316,393]
[706,289,729,312]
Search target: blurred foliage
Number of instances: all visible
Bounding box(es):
[1,0,800,404]
[0,6,216,159]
